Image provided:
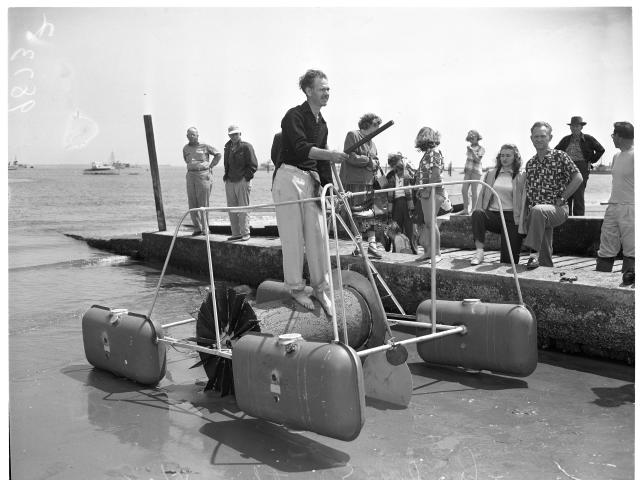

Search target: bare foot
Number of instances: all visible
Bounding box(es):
[291,291,314,310]
[312,290,333,316]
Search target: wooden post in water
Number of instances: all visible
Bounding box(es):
[143,114,166,231]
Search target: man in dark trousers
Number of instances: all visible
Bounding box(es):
[223,124,258,241]
[555,116,605,216]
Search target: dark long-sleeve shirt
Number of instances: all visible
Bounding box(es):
[280,101,331,185]
[223,140,258,182]
[555,133,605,173]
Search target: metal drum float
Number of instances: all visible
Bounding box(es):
[82,306,166,386]
[415,299,538,376]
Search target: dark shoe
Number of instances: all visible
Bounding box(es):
[352,247,360,257]
[526,257,539,270]
[227,234,242,241]
[595,256,615,272]
[367,245,382,259]
[622,270,635,285]
[191,230,203,236]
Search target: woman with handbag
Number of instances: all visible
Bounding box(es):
[340,113,385,259]
[414,126,447,263]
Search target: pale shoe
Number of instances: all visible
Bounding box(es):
[470,251,484,265]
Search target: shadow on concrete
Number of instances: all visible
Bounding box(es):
[591,383,635,407]
[200,418,350,472]
[538,350,634,382]
[408,362,528,394]
[448,258,473,270]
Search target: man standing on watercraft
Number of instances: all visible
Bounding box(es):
[183,127,222,236]
[273,69,348,313]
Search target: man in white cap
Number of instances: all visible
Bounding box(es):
[223,124,258,241]
[555,115,605,216]
[183,127,221,235]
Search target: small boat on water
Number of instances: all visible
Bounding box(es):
[83,152,120,175]
[8,156,33,170]
[83,160,119,175]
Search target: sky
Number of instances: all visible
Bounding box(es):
[5,4,635,170]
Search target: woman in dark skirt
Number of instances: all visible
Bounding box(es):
[340,113,385,259]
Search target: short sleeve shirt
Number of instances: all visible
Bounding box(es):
[525,149,579,206]
[416,149,445,196]
[183,143,220,171]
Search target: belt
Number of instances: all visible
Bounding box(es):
[280,163,311,174]
[188,167,209,172]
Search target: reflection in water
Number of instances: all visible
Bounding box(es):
[201,419,350,473]
[86,371,170,449]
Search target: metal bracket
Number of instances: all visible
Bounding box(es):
[108,308,128,325]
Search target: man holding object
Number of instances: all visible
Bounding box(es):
[273,69,348,313]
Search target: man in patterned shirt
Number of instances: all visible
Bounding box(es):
[520,121,583,269]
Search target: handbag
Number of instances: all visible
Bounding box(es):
[374,167,388,189]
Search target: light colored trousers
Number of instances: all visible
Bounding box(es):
[598,204,635,258]
[225,178,251,236]
[272,164,330,293]
[523,204,568,267]
[419,193,445,256]
[186,170,212,233]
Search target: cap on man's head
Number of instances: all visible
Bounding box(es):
[228,125,241,135]
[568,116,587,126]
[613,121,634,139]
[388,152,405,166]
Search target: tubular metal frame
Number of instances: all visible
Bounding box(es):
[149,177,524,360]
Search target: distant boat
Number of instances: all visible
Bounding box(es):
[591,162,612,175]
[8,156,33,170]
[83,152,120,175]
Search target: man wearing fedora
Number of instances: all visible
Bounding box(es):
[223,124,258,241]
[555,116,605,216]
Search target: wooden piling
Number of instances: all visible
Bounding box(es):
[143,114,166,231]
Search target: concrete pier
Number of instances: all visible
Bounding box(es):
[137,228,634,364]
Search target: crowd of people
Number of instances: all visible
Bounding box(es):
[182,69,634,312]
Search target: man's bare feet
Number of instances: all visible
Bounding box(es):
[291,291,314,310]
